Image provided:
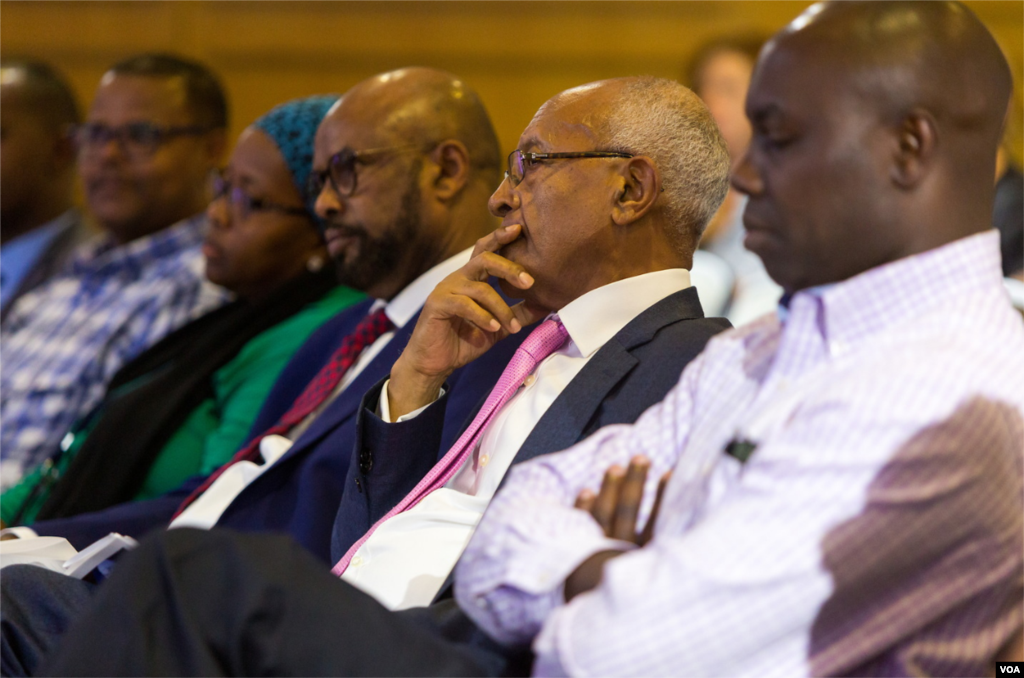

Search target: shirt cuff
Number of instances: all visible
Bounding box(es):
[0,526,39,540]
[505,532,636,597]
[378,379,445,423]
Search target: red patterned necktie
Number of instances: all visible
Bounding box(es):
[332,317,569,576]
[171,307,395,519]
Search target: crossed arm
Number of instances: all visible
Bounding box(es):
[455,378,1024,676]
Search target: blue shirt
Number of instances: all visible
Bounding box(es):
[0,216,229,488]
[0,211,77,313]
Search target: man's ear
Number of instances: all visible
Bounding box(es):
[891,109,936,189]
[427,139,471,201]
[611,156,661,226]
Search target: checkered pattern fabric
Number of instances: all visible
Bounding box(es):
[0,216,225,490]
[171,307,394,518]
[456,231,1024,677]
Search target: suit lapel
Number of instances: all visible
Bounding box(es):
[281,310,421,456]
[512,287,704,466]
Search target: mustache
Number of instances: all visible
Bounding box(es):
[323,223,369,239]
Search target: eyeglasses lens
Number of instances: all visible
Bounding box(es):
[328,150,358,196]
[77,123,161,158]
[508,151,526,186]
[211,173,229,200]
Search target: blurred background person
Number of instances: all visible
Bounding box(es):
[0,53,230,491]
[1,95,367,526]
[686,35,783,326]
[0,57,90,323]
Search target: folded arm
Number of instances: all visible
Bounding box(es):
[463,394,1024,676]
[454,361,700,646]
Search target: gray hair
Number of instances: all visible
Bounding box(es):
[604,76,730,252]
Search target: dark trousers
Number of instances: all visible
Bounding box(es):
[1,566,95,677]
[37,529,524,677]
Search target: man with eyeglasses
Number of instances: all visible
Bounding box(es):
[15,74,734,676]
[0,66,533,677]
[0,58,90,325]
[0,53,229,492]
[2,66,516,550]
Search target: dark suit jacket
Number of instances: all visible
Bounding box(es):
[32,298,530,563]
[0,210,91,326]
[332,286,731,561]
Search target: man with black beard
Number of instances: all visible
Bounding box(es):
[0,67,519,575]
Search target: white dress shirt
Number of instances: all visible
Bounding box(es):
[341,269,691,610]
[167,248,473,531]
[456,231,1024,677]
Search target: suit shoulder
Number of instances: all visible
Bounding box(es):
[647,314,731,357]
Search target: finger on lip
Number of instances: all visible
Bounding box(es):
[500,223,524,239]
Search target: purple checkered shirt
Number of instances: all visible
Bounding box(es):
[456,230,1024,677]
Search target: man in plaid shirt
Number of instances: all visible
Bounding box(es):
[0,54,229,491]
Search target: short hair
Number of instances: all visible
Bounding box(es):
[0,56,81,129]
[685,35,767,96]
[107,53,228,129]
[603,76,731,251]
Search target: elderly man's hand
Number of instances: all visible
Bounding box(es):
[387,224,546,419]
[564,456,671,601]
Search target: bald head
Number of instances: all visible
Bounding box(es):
[732,1,1013,293]
[779,1,1010,162]
[337,67,502,188]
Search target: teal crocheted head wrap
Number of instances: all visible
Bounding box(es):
[252,94,339,224]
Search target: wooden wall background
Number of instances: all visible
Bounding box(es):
[2,1,1022,165]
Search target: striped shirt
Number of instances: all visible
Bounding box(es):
[1,216,228,490]
[456,230,1024,677]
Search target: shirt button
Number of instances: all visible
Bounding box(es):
[479,454,490,467]
[523,374,537,388]
[351,555,364,568]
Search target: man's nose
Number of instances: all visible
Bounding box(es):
[487,174,518,217]
[730,150,764,196]
[314,183,344,221]
[91,131,128,163]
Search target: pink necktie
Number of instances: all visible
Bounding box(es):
[332,317,569,576]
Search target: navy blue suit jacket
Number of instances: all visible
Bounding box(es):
[332,286,731,561]
[32,298,529,564]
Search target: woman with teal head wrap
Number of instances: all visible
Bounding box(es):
[4,96,366,525]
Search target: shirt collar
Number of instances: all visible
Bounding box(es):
[787,230,1003,349]
[379,247,474,328]
[73,214,207,275]
[557,268,691,358]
